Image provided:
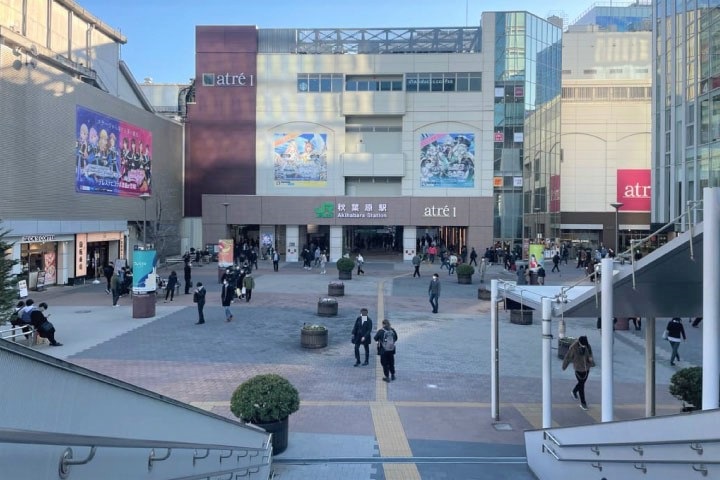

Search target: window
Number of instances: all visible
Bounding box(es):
[297,73,344,92]
[405,72,481,92]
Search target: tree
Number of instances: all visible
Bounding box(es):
[0,221,18,325]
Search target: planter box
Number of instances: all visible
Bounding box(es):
[328,283,345,296]
[317,298,338,317]
[256,416,289,455]
[301,328,328,349]
[457,274,473,285]
[478,288,491,300]
[510,309,533,325]
[338,270,352,280]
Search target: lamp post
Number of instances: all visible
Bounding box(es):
[610,202,624,253]
[534,207,541,241]
[139,193,151,248]
[222,202,229,237]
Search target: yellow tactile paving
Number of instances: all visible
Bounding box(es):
[513,403,560,429]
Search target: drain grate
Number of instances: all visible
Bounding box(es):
[74,310,92,314]
[492,423,513,431]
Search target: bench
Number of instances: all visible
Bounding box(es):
[0,324,45,346]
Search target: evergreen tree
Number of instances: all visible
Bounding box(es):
[0,222,18,325]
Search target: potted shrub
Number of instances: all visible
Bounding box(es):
[301,323,328,348]
[336,257,355,280]
[230,374,300,454]
[328,281,345,296]
[456,263,475,284]
[317,297,338,317]
[669,366,702,411]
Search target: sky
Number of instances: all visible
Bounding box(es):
[77,0,591,84]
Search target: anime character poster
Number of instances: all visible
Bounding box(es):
[273,133,327,187]
[75,106,152,197]
[420,133,475,188]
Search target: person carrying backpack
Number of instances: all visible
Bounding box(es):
[374,319,398,382]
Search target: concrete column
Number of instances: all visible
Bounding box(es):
[329,226,343,263]
[601,257,614,422]
[11,242,22,275]
[56,241,70,286]
[703,187,720,410]
[403,226,417,261]
[542,298,553,428]
[490,279,499,421]
[645,317,656,417]
[285,225,299,263]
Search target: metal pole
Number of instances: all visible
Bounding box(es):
[703,187,720,409]
[601,257,614,422]
[143,199,147,247]
[541,298,552,428]
[645,317,656,417]
[610,202,623,253]
[222,202,229,238]
[490,279,499,421]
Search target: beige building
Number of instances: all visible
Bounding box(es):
[560,25,652,252]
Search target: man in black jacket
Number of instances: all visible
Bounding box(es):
[351,308,373,366]
[184,262,192,294]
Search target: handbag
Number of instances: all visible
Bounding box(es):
[662,330,669,340]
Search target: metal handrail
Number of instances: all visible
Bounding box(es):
[542,446,720,466]
[543,430,720,450]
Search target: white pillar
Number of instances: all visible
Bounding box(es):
[490,279,499,421]
[56,241,70,286]
[285,225,299,263]
[703,187,720,410]
[329,226,343,263]
[601,257,614,422]
[403,226,417,262]
[645,317,656,417]
[542,297,553,428]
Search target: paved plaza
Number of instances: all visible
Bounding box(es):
[17,257,699,479]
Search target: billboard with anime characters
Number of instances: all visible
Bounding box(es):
[273,133,327,187]
[420,133,475,188]
[75,106,152,197]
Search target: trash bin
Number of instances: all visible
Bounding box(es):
[529,271,539,285]
[132,292,156,318]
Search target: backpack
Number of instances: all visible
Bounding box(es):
[21,308,33,323]
[382,329,395,352]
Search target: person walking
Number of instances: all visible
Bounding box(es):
[448,252,458,275]
[351,308,373,366]
[630,317,642,331]
[412,253,421,277]
[428,273,441,314]
[272,249,280,272]
[356,253,365,275]
[665,317,687,366]
[551,253,560,272]
[242,272,255,302]
[103,262,114,294]
[319,251,327,274]
[184,262,192,294]
[110,270,121,307]
[164,270,178,302]
[374,319,398,382]
[469,247,478,266]
[562,335,595,410]
[221,278,234,322]
[193,282,206,324]
[537,265,546,285]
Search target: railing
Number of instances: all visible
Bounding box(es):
[0,427,271,479]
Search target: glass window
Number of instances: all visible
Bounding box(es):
[320,74,332,92]
[308,74,319,92]
[405,74,418,92]
[431,74,444,91]
[418,74,431,92]
[297,74,309,93]
[457,73,469,91]
[444,75,456,91]
[469,74,482,91]
[367,80,377,91]
[346,80,358,91]
[392,81,403,91]
[332,75,343,92]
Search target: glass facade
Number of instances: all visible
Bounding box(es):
[573,4,652,32]
[654,1,720,224]
[492,12,562,246]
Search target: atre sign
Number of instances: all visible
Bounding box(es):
[202,72,255,87]
[617,169,651,212]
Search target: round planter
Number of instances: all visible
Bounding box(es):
[328,283,345,296]
[317,299,338,317]
[301,328,328,349]
[510,309,533,325]
[255,416,289,455]
[338,270,352,280]
[478,288,491,301]
[557,337,575,359]
[457,274,473,285]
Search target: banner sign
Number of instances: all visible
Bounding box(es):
[132,250,158,293]
[218,239,234,267]
[617,169,651,212]
[75,105,153,197]
[273,133,328,187]
[419,133,475,188]
[549,175,561,213]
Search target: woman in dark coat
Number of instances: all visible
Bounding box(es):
[165,270,178,302]
[221,278,234,322]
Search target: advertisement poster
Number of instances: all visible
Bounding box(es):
[44,252,57,285]
[18,280,28,298]
[132,250,157,293]
[617,169,651,212]
[273,133,328,187]
[528,244,544,270]
[420,133,475,188]
[75,105,152,197]
[549,175,561,213]
[218,239,234,267]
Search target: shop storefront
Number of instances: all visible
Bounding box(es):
[75,232,125,281]
[18,234,67,289]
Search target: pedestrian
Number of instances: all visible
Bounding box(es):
[10,300,32,339]
[469,247,478,266]
[516,266,527,285]
[351,308,373,366]
[110,270,121,307]
[448,252,458,275]
[243,272,255,302]
[664,317,687,366]
[319,251,327,274]
[428,273,441,314]
[412,253,421,277]
[551,253,560,272]
[103,262,114,294]
[221,278,234,322]
[562,335,595,410]
[374,319,398,382]
[30,302,63,346]
[630,317,642,331]
[164,270,178,302]
[537,265,546,285]
[272,249,280,272]
[356,253,365,275]
[193,282,206,324]
[184,262,192,294]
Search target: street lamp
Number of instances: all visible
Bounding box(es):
[610,202,624,254]
[534,207,541,241]
[139,193,151,248]
[222,202,229,237]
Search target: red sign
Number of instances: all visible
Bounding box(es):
[549,175,561,212]
[617,169,651,212]
[494,132,504,142]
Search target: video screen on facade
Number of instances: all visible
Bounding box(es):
[75,105,152,196]
[420,133,475,188]
[273,133,328,187]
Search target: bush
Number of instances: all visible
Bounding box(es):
[669,366,702,410]
[336,257,355,272]
[302,323,327,331]
[230,374,300,424]
[456,264,475,276]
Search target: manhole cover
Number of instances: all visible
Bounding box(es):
[74,310,92,314]
[493,423,513,431]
